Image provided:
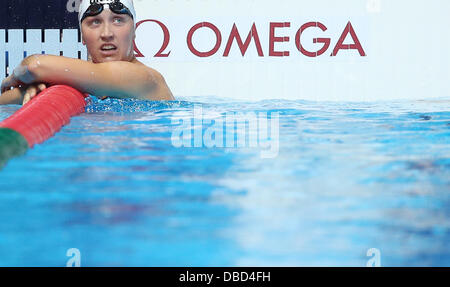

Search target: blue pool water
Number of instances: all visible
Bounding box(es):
[0,97,449,266]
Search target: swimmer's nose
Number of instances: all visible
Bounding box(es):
[100,23,114,40]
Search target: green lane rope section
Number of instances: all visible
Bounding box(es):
[0,128,29,168]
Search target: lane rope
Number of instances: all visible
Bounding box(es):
[0,85,87,167]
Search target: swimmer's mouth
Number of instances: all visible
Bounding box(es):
[100,44,117,51]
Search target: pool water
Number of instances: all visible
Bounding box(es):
[0,97,449,266]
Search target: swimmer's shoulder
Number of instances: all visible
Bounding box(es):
[133,60,174,101]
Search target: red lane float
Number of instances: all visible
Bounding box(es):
[0,85,88,148]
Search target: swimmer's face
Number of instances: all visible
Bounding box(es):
[81,8,135,63]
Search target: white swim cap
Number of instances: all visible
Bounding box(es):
[78,0,136,26]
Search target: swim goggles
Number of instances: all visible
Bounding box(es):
[80,0,134,23]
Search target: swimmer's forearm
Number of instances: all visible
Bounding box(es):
[20,54,106,91]
[20,54,174,101]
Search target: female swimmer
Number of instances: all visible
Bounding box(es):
[0,0,174,105]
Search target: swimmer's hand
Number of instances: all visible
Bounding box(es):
[1,74,21,94]
[1,61,36,93]
[22,83,47,105]
[0,83,47,105]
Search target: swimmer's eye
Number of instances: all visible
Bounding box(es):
[86,17,127,26]
[89,19,101,25]
[113,17,125,24]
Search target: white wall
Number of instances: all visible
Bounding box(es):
[133,0,450,101]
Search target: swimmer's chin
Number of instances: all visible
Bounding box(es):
[91,57,118,64]
[94,55,133,63]
[99,58,116,63]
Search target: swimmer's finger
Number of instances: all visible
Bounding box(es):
[0,77,8,93]
[26,86,38,99]
[1,75,14,93]
[22,93,31,105]
[2,75,22,93]
[37,83,47,92]
[23,84,46,105]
